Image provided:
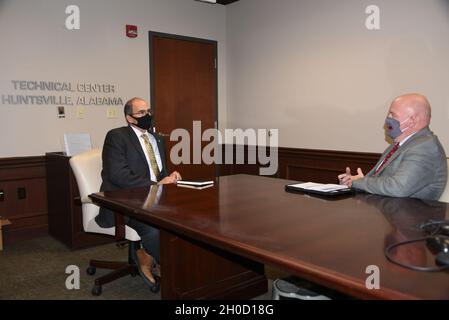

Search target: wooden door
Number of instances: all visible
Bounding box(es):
[150,32,217,180]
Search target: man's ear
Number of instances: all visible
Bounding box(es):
[125,114,134,124]
[409,115,417,128]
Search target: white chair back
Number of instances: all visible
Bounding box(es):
[69,149,102,204]
[69,149,102,232]
[69,148,140,240]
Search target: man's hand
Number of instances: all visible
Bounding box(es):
[338,167,364,187]
[158,171,182,185]
[169,171,182,181]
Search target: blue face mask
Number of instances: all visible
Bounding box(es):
[385,117,409,140]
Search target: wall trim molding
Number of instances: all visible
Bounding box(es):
[220,144,381,183]
[0,147,382,243]
[0,155,46,167]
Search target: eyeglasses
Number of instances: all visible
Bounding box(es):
[131,108,152,117]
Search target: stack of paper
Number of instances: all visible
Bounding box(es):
[64,133,92,156]
[289,182,349,193]
[176,180,214,190]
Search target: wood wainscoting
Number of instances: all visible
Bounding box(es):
[0,146,381,244]
[0,156,48,244]
[219,145,381,183]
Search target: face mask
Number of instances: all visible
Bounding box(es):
[131,114,152,130]
[385,117,410,140]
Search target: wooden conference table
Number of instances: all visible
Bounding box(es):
[90,174,449,300]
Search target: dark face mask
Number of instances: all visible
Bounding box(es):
[131,114,153,131]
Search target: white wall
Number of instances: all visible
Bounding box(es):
[2,0,449,157]
[0,0,227,157]
[226,0,449,153]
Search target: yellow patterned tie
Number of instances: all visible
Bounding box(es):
[141,133,161,181]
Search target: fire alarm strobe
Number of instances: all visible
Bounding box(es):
[126,25,137,38]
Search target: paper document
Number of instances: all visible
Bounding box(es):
[176,180,214,187]
[177,183,214,190]
[64,133,92,156]
[289,182,350,193]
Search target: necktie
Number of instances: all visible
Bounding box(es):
[141,134,161,181]
[373,143,399,176]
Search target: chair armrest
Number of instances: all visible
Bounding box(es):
[74,196,93,205]
[73,196,82,206]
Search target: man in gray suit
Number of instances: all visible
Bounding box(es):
[338,93,447,201]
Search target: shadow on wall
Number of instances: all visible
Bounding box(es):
[441,0,449,11]
[385,30,449,94]
[385,35,449,146]
[386,37,448,92]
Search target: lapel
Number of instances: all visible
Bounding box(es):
[367,144,395,176]
[126,126,151,171]
[373,128,430,176]
[376,143,401,175]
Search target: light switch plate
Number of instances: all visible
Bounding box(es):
[76,106,85,119]
[107,107,118,119]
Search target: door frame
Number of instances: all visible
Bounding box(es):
[148,31,219,176]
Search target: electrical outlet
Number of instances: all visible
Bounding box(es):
[107,107,118,119]
[76,106,85,119]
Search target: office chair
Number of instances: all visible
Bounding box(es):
[69,149,158,296]
[438,159,449,203]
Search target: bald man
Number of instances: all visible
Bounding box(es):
[338,94,447,200]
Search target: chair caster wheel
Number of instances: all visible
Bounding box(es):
[92,285,102,296]
[86,266,96,276]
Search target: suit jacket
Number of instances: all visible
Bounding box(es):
[95,126,169,228]
[353,127,447,201]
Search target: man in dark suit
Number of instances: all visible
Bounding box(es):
[338,93,447,201]
[96,97,181,287]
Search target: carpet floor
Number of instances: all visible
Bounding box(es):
[0,235,277,300]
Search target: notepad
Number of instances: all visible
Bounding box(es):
[291,182,349,192]
[177,183,214,190]
[285,182,352,196]
[176,180,214,187]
